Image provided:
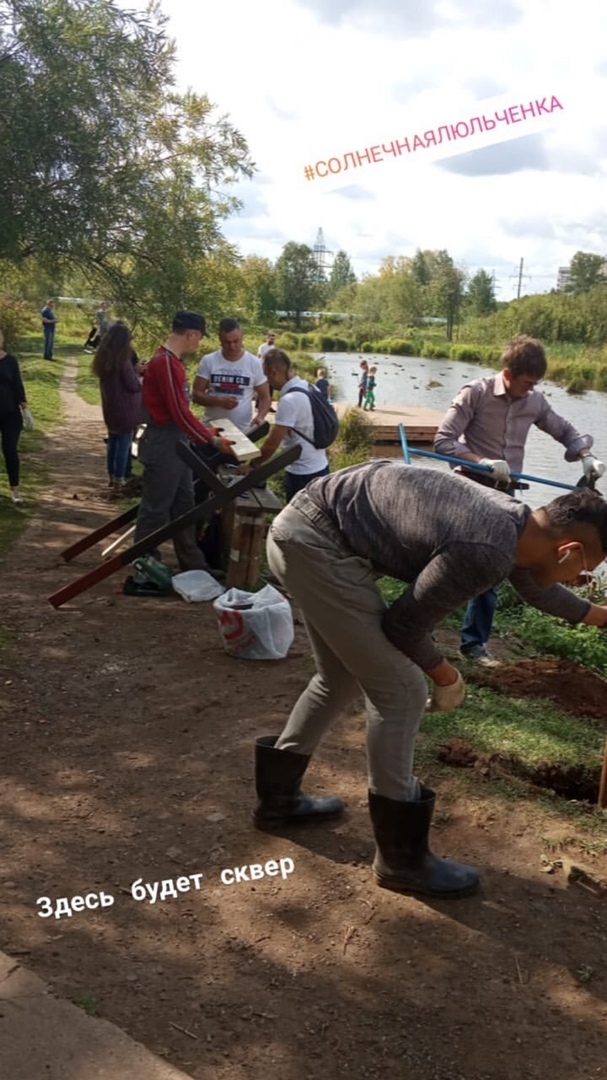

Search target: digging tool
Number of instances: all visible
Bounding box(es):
[398,425,581,493]
[599,737,607,810]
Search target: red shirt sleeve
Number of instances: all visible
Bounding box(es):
[155,351,216,443]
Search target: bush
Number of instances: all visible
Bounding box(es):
[387,339,415,356]
[291,352,319,381]
[334,408,374,457]
[420,340,450,359]
[276,332,299,350]
[360,341,376,353]
[319,335,335,351]
[449,343,501,365]
[449,344,483,362]
[0,296,36,351]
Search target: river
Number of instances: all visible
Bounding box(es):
[320,352,607,509]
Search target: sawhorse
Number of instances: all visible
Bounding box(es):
[48,437,300,609]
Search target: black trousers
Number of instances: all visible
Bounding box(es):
[0,410,23,487]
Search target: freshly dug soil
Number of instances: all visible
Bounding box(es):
[467,658,607,722]
[437,738,601,803]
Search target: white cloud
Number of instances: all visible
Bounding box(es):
[123,0,607,299]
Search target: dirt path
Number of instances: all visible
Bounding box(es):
[1,359,606,1080]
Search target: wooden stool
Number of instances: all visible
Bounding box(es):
[222,486,284,588]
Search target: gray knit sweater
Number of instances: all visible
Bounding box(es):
[306,460,590,669]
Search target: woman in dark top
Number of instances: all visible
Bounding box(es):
[92,322,142,496]
[0,330,28,505]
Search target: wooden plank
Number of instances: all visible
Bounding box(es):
[334,403,443,426]
[246,519,266,588]
[60,504,139,562]
[211,417,262,463]
[227,511,256,588]
[235,487,283,512]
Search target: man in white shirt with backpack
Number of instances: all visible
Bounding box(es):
[251,348,336,501]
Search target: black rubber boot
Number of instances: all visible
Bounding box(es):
[254,735,344,828]
[369,786,480,898]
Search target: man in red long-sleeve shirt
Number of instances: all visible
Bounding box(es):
[134,311,234,572]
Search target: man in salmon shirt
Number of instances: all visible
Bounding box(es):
[134,311,235,571]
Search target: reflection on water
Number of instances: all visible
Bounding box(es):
[319,352,607,510]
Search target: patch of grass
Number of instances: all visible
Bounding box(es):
[417,685,604,771]
[493,581,607,675]
[76,350,101,406]
[71,990,97,1016]
[377,576,406,603]
[0,339,64,555]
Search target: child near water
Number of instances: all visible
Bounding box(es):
[363,366,377,410]
[357,360,368,407]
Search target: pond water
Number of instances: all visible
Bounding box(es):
[319,352,607,509]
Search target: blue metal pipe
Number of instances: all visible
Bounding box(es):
[398,424,577,492]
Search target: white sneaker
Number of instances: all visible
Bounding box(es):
[10,491,23,505]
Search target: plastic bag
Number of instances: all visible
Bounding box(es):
[213,584,294,660]
[172,569,225,603]
[22,407,34,431]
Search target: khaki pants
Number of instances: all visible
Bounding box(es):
[266,491,427,800]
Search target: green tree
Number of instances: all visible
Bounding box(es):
[0,0,254,324]
[236,255,278,325]
[466,269,497,317]
[566,251,607,294]
[327,250,356,301]
[274,242,320,328]
[378,256,424,327]
[429,250,466,340]
[411,249,432,286]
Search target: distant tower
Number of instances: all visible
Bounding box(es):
[313,228,333,277]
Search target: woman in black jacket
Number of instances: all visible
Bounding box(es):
[0,330,28,504]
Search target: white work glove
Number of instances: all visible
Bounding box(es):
[426,670,466,713]
[479,458,511,482]
[582,454,606,480]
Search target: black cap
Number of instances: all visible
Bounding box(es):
[172,310,209,336]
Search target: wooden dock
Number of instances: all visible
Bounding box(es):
[334,403,442,457]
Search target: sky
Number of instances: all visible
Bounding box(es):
[138,0,607,300]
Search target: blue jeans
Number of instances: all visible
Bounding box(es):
[460,587,498,652]
[285,466,330,503]
[106,432,133,481]
[43,325,55,359]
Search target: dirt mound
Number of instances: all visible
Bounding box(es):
[467,658,607,721]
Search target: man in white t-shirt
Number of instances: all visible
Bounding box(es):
[257,331,276,360]
[251,348,330,501]
[192,318,271,432]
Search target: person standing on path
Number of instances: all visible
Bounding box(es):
[133,311,234,571]
[246,348,330,502]
[41,300,56,361]
[192,318,271,433]
[257,331,276,360]
[434,335,605,664]
[92,322,143,498]
[255,461,607,900]
[0,330,29,504]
